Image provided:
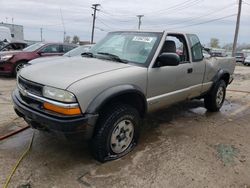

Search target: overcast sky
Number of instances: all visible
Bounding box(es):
[0,0,249,46]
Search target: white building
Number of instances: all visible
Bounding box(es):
[0,22,24,41]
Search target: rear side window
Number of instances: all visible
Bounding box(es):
[41,44,60,53]
[62,45,76,53]
[187,34,203,62]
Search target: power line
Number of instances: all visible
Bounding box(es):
[98,10,134,22]
[144,0,203,15]
[170,3,236,26]
[98,9,135,19]
[96,17,114,30]
[168,14,237,30]
[143,3,236,28]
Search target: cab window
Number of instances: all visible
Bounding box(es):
[161,34,189,63]
[187,34,203,62]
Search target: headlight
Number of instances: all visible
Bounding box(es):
[0,54,13,62]
[43,86,77,103]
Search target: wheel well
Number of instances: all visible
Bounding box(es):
[98,92,146,118]
[220,73,230,86]
[16,60,28,64]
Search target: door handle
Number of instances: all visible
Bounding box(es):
[187,68,193,74]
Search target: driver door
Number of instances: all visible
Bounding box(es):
[147,34,192,112]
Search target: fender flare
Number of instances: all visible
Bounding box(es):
[86,84,147,115]
[212,69,230,85]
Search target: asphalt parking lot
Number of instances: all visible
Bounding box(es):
[0,65,250,188]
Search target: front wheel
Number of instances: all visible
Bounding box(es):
[204,80,226,112]
[90,103,141,162]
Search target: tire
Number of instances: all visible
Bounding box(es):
[13,61,27,77]
[90,103,141,162]
[204,80,226,112]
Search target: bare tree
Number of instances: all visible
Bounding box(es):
[210,38,220,48]
[65,35,71,43]
[72,35,80,44]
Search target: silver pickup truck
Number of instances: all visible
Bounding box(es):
[12,31,235,162]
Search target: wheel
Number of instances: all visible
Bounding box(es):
[14,61,27,76]
[204,80,226,112]
[90,103,141,162]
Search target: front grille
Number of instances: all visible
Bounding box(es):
[18,76,43,96]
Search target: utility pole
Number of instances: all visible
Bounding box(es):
[232,0,242,56]
[40,28,43,41]
[137,15,144,30]
[60,8,66,42]
[91,4,100,44]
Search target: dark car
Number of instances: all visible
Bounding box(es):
[26,44,94,66]
[210,52,227,57]
[0,42,77,76]
[0,41,28,51]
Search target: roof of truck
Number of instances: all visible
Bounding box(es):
[109,30,190,35]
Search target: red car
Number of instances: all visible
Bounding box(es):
[0,42,77,76]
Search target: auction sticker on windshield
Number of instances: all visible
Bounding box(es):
[132,36,154,43]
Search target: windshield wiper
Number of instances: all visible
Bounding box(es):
[81,52,93,57]
[97,52,128,63]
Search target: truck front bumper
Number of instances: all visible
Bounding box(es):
[12,89,98,140]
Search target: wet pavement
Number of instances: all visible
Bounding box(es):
[1,65,250,188]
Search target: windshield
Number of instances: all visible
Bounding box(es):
[236,53,244,57]
[23,42,45,52]
[63,45,92,57]
[90,32,162,65]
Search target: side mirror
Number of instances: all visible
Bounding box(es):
[157,53,180,67]
[37,51,43,56]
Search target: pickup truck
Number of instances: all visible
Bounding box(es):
[12,31,235,162]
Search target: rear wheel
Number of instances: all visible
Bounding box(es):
[204,80,226,112]
[90,103,140,162]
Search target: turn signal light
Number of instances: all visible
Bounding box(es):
[43,102,81,115]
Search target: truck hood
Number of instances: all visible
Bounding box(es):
[28,56,66,65]
[19,56,133,89]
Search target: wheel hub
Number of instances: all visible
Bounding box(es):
[110,119,134,154]
[216,86,224,106]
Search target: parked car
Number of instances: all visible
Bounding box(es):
[203,50,211,58]
[0,42,77,76]
[26,44,93,66]
[0,41,28,51]
[235,52,246,63]
[244,56,250,66]
[13,31,235,162]
[210,52,227,57]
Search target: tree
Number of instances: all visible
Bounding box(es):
[222,43,233,51]
[72,35,80,44]
[65,35,71,43]
[210,38,220,48]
